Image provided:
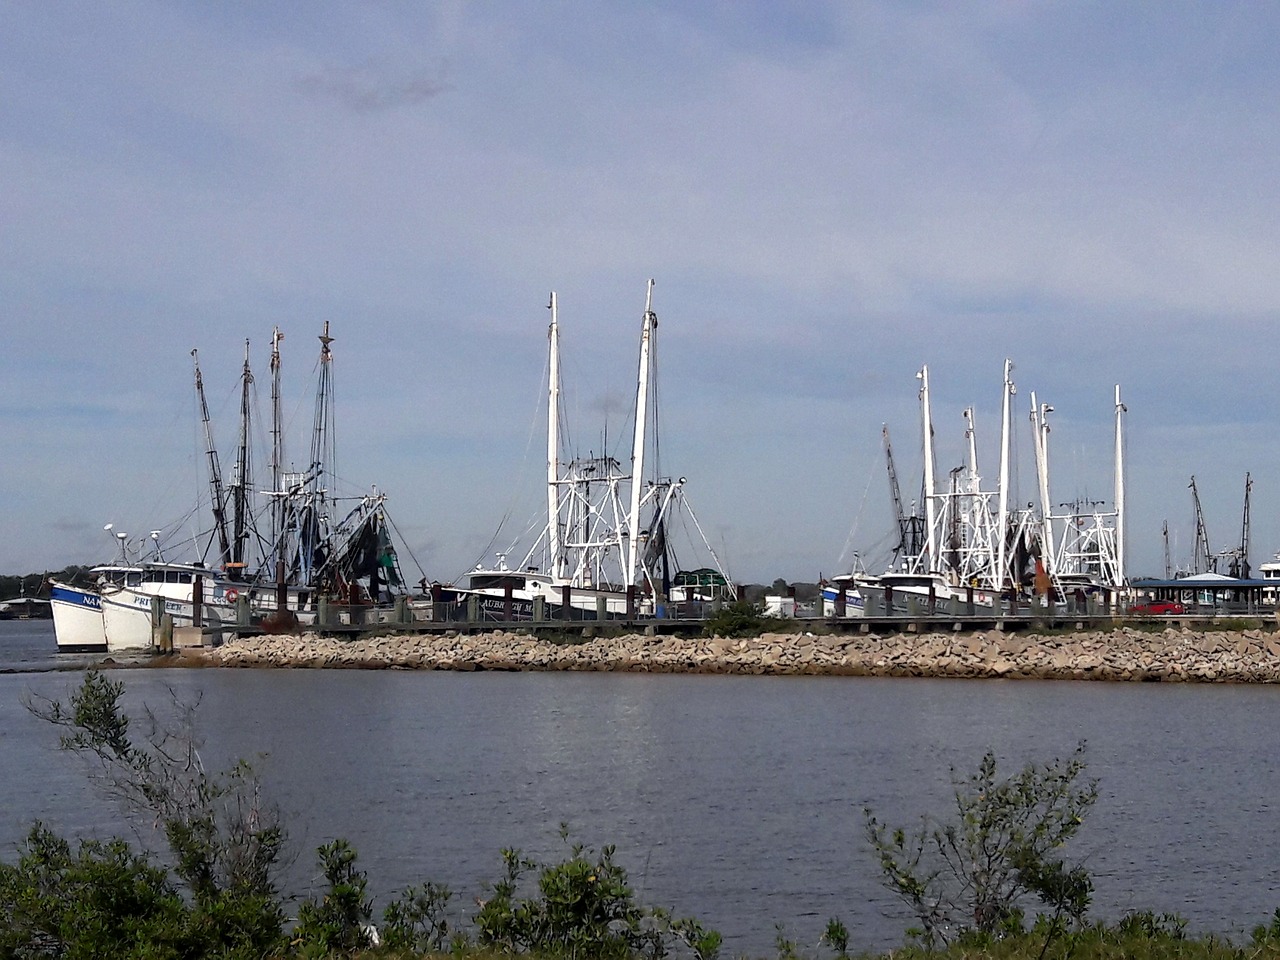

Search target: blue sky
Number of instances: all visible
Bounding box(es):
[3,1,1278,584]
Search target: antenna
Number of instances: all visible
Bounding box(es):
[105,523,129,564]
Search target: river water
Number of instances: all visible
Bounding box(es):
[1,619,1278,955]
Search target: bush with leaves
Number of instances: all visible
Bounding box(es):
[863,742,1097,949]
[475,827,720,960]
[293,839,375,956]
[382,880,455,953]
[24,669,288,956]
[702,600,769,638]
[0,823,188,960]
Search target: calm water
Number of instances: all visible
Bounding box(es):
[1,619,1279,955]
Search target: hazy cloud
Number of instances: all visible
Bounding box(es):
[298,63,452,113]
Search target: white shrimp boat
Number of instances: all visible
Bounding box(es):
[51,325,417,653]
[837,361,1127,615]
[452,283,733,621]
[49,566,123,652]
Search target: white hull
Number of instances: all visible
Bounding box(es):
[100,590,161,651]
[820,585,866,618]
[99,575,331,649]
[462,571,637,618]
[49,581,107,652]
[843,572,999,613]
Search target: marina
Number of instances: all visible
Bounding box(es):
[5,616,1280,956]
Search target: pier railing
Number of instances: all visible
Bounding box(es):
[161,584,1280,649]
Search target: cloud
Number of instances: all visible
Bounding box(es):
[297,63,452,113]
[4,2,1280,580]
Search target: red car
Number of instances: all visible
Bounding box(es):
[1128,599,1185,615]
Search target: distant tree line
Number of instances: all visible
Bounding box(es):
[0,566,94,601]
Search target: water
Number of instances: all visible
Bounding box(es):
[0,617,98,672]
[2,619,1280,955]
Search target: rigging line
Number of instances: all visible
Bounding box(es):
[835,452,879,573]
[681,495,731,581]
[383,511,427,581]
[649,322,661,482]
[460,358,550,580]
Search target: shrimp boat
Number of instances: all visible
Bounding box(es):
[449,282,733,621]
[52,325,415,653]
[833,361,1126,616]
[49,563,124,652]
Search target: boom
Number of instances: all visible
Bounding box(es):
[192,348,232,568]
[1190,476,1213,574]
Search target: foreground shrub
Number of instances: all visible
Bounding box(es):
[864,742,1097,949]
[0,824,187,959]
[25,670,288,955]
[382,880,454,953]
[293,839,375,956]
[475,828,720,960]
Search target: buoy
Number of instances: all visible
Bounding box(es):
[225,588,238,603]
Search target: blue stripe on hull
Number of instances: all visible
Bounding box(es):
[50,585,101,610]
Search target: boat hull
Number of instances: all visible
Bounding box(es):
[49,582,107,652]
[820,586,866,618]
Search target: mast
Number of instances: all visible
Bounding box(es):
[311,322,335,482]
[192,349,232,568]
[883,424,907,562]
[302,323,335,588]
[1030,392,1055,577]
[269,327,284,555]
[917,366,938,572]
[626,280,657,588]
[1237,472,1253,579]
[231,338,253,575]
[1190,476,1211,574]
[1113,384,1127,588]
[964,407,979,488]
[1162,520,1171,579]
[996,359,1013,591]
[546,293,562,580]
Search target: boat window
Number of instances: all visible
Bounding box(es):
[885,576,933,588]
[144,571,163,583]
[179,573,192,584]
[127,573,142,587]
[166,570,181,583]
[470,575,527,590]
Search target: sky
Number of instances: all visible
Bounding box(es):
[3,1,1280,585]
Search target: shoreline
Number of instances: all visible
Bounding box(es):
[172,625,1280,682]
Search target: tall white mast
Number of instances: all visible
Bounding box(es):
[918,365,938,572]
[1113,384,1127,589]
[964,407,979,488]
[996,359,1013,591]
[626,280,657,587]
[546,294,562,580]
[1031,392,1055,577]
[269,326,284,557]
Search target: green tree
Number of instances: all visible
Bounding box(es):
[864,743,1097,949]
[702,600,767,638]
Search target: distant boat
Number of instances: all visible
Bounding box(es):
[50,324,419,653]
[452,283,733,621]
[0,596,52,621]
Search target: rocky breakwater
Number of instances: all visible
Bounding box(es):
[202,626,1280,682]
